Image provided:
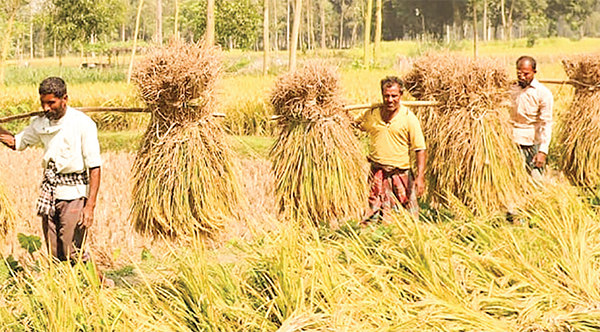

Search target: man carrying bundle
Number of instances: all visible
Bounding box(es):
[510,55,553,180]
[0,77,104,273]
[356,76,427,222]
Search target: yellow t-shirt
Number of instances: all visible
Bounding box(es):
[356,105,426,169]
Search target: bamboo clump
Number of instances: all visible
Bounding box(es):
[558,53,600,190]
[270,61,368,225]
[403,53,533,215]
[130,39,243,238]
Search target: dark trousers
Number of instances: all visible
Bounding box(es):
[519,144,543,181]
[41,197,89,262]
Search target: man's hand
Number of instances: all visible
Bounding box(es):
[79,204,95,228]
[533,151,547,169]
[415,175,425,197]
[0,133,16,150]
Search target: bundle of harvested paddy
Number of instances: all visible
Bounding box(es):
[270,61,368,224]
[130,39,243,238]
[558,54,600,190]
[403,53,533,215]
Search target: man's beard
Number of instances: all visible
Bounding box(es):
[518,79,531,88]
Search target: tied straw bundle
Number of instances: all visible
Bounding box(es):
[558,53,600,190]
[130,40,243,238]
[404,53,533,215]
[270,61,368,225]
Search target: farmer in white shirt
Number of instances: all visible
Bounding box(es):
[0,77,101,263]
[509,55,553,180]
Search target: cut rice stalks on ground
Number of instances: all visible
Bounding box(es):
[0,180,14,242]
[270,61,368,225]
[558,53,600,191]
[130,39,243,239]
[404,53,534,216]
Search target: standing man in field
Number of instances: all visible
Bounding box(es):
[510,55,553,180]
[355,76,426,222]
[0,77,102,265]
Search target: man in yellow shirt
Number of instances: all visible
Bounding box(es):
[356,76,427,222]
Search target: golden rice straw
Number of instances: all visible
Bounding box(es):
[130,39,243,239]
[270,61,368,225]
[558,53,600,190]
[403,53,533,215]
[0,179,14,242]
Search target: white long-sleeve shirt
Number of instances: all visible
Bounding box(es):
[14,107,102,200]
[509,78,554,154]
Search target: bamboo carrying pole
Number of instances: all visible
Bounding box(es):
[0,79,586,124]
[270,100,440,121]
[343,100,439,111]
[0,107,225,123]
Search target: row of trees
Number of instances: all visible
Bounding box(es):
[1,0,599,69]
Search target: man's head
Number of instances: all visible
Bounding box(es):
[39,77,68,121]
[516,55,537,88]
[380,76,404,113]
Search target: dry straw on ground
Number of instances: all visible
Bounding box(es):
[404,53,533,215]
[130,39,243,239]
[558,53,600,190]
[270,61,368,225]
[0,180,14,242]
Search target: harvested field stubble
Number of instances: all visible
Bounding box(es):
[270,61,368,224]
[404,53,533,215]
[558,53,600,190]
[131,40,243,239]
[0,179,14,242]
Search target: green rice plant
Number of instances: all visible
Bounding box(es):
[557,53,600,190]
[222,96,275,136]
[3,65,127,86]
[0,258,140,331]
[404,53,534,216]
[270,61,368,225]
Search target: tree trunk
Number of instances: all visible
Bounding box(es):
[156,0,163,45]
[0,12,16,86]
[473,0,478,59]
[363,0,373,68]
[351,22,358,47]
[289,0,302,70]
[287,0,290,49]
[483,0,487,42]
[40,26,45,58]
[508,0,514,40]
[263,0,269,75]
[174,0,179,38]
[453,0,462,39]
[128,0,145,84]
[274,0,279,51]
[206,0,215,45]
[339,0,344,49]
[307,0,313,50]
[29,21,34,59]
[501,0,506,41]
[320,0,326,49]
[373,0,382,64]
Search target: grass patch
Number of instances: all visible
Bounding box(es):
[230,135,274,158]
[98,130,143,152]
[98,130,275,156]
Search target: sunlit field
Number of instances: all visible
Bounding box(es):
[0,38,599,330]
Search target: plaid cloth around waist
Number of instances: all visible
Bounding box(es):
[36,160,89,217]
